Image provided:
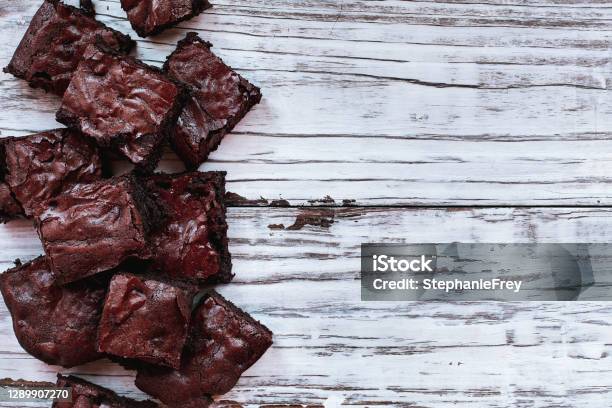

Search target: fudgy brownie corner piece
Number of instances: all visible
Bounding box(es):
[0,129,102,221]
[0,256,106,368]
[164,32,262,169]
[146,171,233,284]
[35,175,163,284]
[121,0,212,37]
[98,273,197,369]
[3,0,134,96]
[54,374,159,408]
[57,42,189,169]
[136,291,272,404]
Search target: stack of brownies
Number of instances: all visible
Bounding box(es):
[0,1,271,407]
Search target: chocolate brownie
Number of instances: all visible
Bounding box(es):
[4,0,134,95]
[164,33,262,169]
[121,0,211,37]
[54,374,159,407]
[0,256,107,367]
[136,291,272,404]
[146,171,232,284]
[98,273,196,369]
[0,129,103,222]
[35,175,162,284]
[57,43,188,169]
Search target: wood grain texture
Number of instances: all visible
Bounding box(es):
[3,207,612,407]
[1,0,611,205]
[1,0,612,407]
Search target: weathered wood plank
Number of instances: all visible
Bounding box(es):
[2,207,612,407]
[1,0,611,404]
[0,0,611,206]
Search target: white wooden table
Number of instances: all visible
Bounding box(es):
[1,0,612,406]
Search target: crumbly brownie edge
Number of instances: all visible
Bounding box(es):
[0,138,25,223]
[0,138,8,181]
[129,174,166,238]
[202,171,234,284]
[145,81,191,174]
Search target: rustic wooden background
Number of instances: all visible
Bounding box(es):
[1,0,612,406]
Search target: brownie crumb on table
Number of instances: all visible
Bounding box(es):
[53,374,159,408]
[121,0,212,37]
[35,175,163,284]
[0,256,107,368]
[0,129,103,223]
[136,291,273,405]
[146,171,233,284]
[56,42,189,169]
[98,273,197,369]
[3,0,134,96]
[164,32,262,169]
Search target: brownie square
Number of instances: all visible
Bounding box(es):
[146,171,232,283]
[0,256,107,367]
[54,374,159,408]
[121,0,211,37]
[97,273,196,369]
[57,43,188,169]
[4,0,134,96]
[164,32,262,169]
[136,291,272,404]
[0,129,103,222]
[35,175,162,284]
